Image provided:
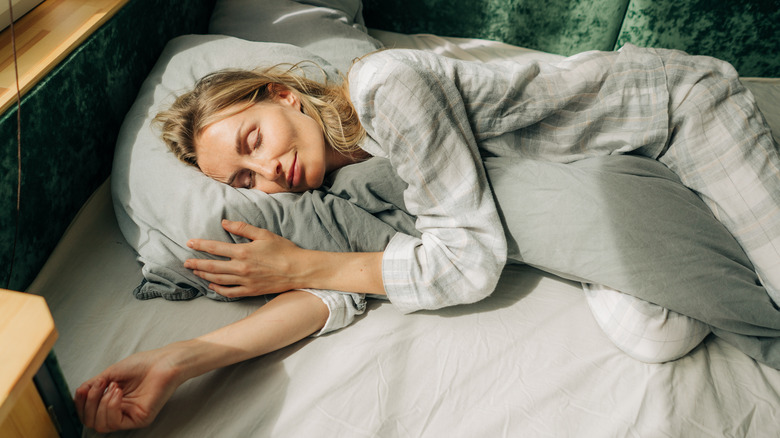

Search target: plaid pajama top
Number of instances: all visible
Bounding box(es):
[310,44,780,335]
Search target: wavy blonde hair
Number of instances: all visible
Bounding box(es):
[154,64,365,167]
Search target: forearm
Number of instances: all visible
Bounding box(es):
[295,250,385,295]
[75,291,329,432]
[169,290,329,383]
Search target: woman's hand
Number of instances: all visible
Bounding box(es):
[75,292,330,432]
[74,347,184,433]
[185,219,305,298]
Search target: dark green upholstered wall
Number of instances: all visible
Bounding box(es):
[363,0,779,77]
[362,0,631,55]
[0,0,216,291]
[616,0,780,77]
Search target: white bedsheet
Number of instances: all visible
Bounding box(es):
[29,31,780,437]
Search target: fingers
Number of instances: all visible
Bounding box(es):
[94,382,123,433]
[74,382,88,422]
[222,219,267,240]
[186,220,276,259]
[186,238,237,258]
[76,378,124,433]
[184,258,243,275]
[76,378,107,429]
[191,271,260,298]
[207,283,259,298]
[191,269,243,287]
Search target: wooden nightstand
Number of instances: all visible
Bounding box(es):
[0,289,60,437]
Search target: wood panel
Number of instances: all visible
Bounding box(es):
[0,289,57,427]
[0,380,59,438]
[0,0,130,114]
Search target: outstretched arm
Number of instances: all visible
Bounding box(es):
[75,290,328,433]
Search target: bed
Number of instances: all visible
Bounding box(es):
[15,0,780,436]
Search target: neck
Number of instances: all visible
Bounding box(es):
[327,148,371,173]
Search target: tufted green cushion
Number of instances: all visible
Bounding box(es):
[362,0,631,56]
[616,0,780,77]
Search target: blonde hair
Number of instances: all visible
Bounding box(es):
[154,64,365,167]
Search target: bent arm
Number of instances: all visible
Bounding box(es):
[348,50,508,313]
[186,219,385,296]
[76,291,328,433]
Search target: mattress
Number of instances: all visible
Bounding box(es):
[29,30,780,437]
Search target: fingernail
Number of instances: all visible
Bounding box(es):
[187,240,194,248]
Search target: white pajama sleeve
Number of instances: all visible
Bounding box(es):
[301,289,367,336]
[348,50,508,313]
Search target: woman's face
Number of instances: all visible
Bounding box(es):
[195,90,334,194]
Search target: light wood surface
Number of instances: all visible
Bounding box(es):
[0,289,58,427]
[0,0,130,114]
[0,379,59,438]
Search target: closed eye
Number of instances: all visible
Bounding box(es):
[252,128,262,151]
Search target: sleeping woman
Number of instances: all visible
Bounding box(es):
[75,45,780,432]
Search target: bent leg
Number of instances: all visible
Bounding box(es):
[657,49,780,305]
[583,283,711,363]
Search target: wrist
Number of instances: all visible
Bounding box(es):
[295,249,332,291]
[163,339,215,384]
[295,249,385,294]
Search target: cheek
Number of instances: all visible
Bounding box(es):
[253,181,283,194]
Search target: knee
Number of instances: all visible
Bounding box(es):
[583,283,711,364]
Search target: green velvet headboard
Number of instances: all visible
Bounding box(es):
[616,0,779,78]
[0,0,216,291]
[362,0,779,77]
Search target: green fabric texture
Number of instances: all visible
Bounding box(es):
[362,0,631,55]
[0,0,216,291]
[616,0,779,77]
[362,0,779,76]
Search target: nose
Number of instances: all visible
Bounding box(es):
[249,158,282,181]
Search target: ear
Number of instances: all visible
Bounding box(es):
[267,83,301,111]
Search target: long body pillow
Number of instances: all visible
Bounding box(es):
[332,155,780,366]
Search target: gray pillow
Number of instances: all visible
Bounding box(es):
[314,153,780,365]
